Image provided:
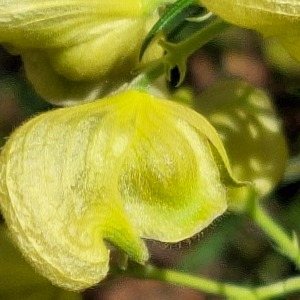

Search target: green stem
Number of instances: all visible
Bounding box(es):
[247,198,300,268]
[129,61,165,91]
[130,18,230,90]
[116,263,300,299]
[167,18,230,59]
[255,277,300,299]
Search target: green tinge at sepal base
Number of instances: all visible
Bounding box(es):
[0,90,237,291]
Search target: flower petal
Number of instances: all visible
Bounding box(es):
[0,93,149,290]
[0,0,144,48]
[200,0,300,35]
[22,50,106,105]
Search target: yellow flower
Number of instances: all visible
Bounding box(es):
[0,90,235,290]
[0,0,164,105]
[200,0,300,62]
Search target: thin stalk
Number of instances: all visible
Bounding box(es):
[119,263,257,300]
[247,198,300,268]
[166,18,229,58]
[115,263,300,299]
[129,61,165,91]
[255,276,300,299]
[130,18,230,90]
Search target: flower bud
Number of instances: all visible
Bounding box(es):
[200,0,300,62]
[0,90,234,290]
[0,1,163,105]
